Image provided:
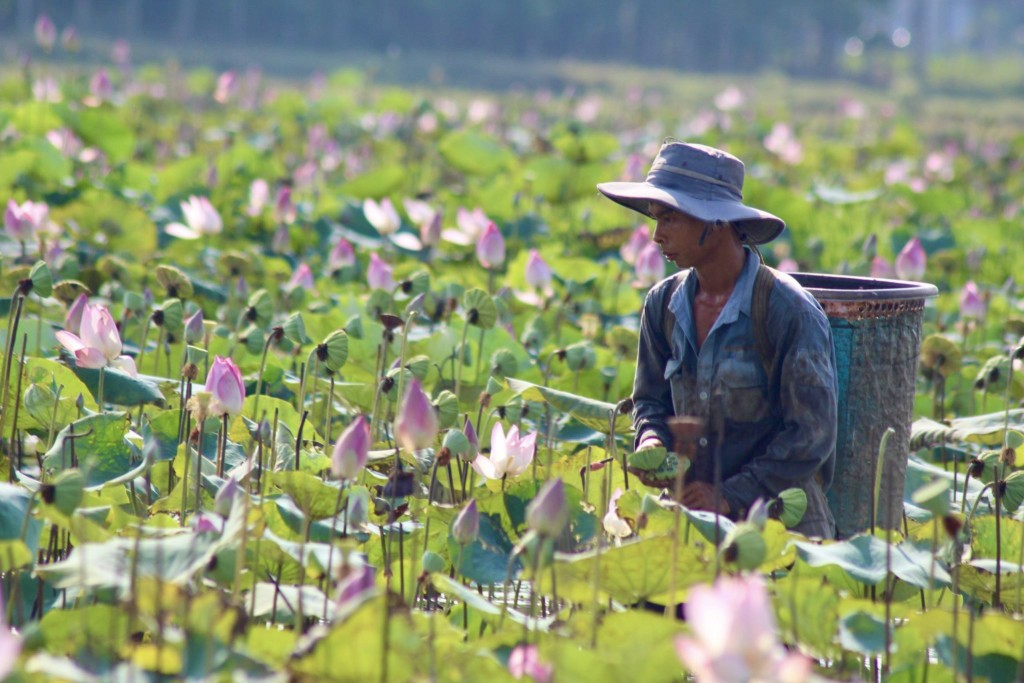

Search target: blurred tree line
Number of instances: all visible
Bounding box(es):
[1,0,890,76]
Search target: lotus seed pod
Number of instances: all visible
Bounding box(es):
[1000,471,1024,513]
[720,523,766,570]
[399,270,430,298]
[319,329,349,372]
[344,315,363,339]
[432,390,459,430]
[490,348,518,379]
[52,280,91,306]
[44,469,85,516]
[775,488,808,529]
[29,260,52,297]
[421,550,446,574]
[155,264,194,299]
[442,429,471,460]
[282,312,312,345]
[157,298,184,336]
[246,289,274,328]
[404,355,431,381]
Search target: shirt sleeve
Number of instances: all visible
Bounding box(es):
[719,304,838,514]
[632,283,676,450]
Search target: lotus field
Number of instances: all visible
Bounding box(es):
[5,29,1024,683]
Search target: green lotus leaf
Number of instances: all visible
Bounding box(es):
[438,130,514,176]
[29,260,52,297]
[505,377,631,434]
[920,334,961,378]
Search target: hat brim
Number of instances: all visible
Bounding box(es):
[596,181,785,245]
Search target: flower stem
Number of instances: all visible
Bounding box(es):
[251,332,275,420]
[454,320,471,401]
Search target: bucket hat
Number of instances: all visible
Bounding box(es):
[597,141,785,245]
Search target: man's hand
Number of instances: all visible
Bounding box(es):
[681,482,730,515]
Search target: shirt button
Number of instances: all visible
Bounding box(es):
[699,391,708,401]
[699,437,708,447]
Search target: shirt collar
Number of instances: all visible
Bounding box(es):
[667,248,760,349]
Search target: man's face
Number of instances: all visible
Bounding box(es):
[649,202,711,269]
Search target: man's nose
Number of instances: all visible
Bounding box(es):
[652,222,666,244]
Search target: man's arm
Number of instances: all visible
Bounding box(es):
[632,283,676,451]
[719,306,837,515]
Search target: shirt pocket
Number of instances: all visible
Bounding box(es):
[716,358,769,424]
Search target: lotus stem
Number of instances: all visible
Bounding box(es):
[251,331,275,421]
[97,365,106,408]
[0,293,26,456]
[873,428,895,535]
[454,319,471,401]
[8,335,27,471]
[194,417,206,516]
[180,410,192,527]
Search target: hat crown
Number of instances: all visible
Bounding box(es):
[651,141,749,197]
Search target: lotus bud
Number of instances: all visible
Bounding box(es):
[508,644,553,683]
[367,252,395,291]
[451,499,480,545]
[184,309,204,345]
[331,415,370,481]
[395,379,438,452]
[214,477,240,517]
[462,417,480,463]
[720,523,766,570]
[61,26,79,52]
[90,68,112,101]
[524,249,552,291]
[288,263,315,291]
[526,478,569,538]
[329,237,356,272]
[895,237,926,280]
[247,178,269,215]
[421,550,446,574]
[635,242,665,287]
[346,487,370,528]
[960,281,985,320]
[476,222,506,269]
[619,224,651,266]
[35,14,56,52]
[204,356,246,416]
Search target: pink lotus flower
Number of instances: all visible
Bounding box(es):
[214,70,237,104]
[714,85,745,112]
[403,198,441,248]
[287,263,315,291]
[635,241,666,287]
[65,294,88,336]
[451,499,480,545]
[35,14,56,52]
[895,237,926,280]
[329,237,356,271]
[204,356,245,416]
[332,415,370,481]
[214,477,240,516]
[443,207,490,246]
[61,26,79,52]
[110,40,131,67]
[367,252,394,291]
[395,379,438,452]
[274,186,296,224]
[620,225,651,265]
[271,225,290,253]
[5,199,48,242]
[476,222,506,269]
[870,256,895,279]
[508,644,553,683]
[524,249,553,292]
[463,417,480,462]
[603,487,632,538]
[89,68,113,103]
[621,153,647,181]
[363,198,400,236]
[472,422,536,480]
[247,179,269,216]
[55,303,137,376]
[167,196,222,240]
[336,564,376,610]
[764,123,804,165]
[46,129,84,158]
[675,575,812,683]
[960,281,985,319]
[526,478,569,537]
[184,309,204,344]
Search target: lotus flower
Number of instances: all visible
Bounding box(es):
[89,68,113,102]
[403,198,442,247]
[870,256,895,279]
[895,237,926,280]
[214,477,240,517]
[35,14,56,52]
[635,241,665,286]
[471,422,536,480]
[675,575,812,683]
[214,70,237,104]
[329,237,356,271]
[274,186,296,224]
[776,258,799,273]
[462,417,480,462]
[5,199,48,242]
[443,206,490,246]
[204,356,245,416]
[287,263,315,291]
[61,26,79,51]
[247,179,269,216]
[65,293,88,336]
[336,564,376,610]
[451,499,480,545]
[395,378,438,452]
[508,644,553,683]
[184,309,204,344]
[332,415,370,481]
[364,198,400,235]
[367,252,394,291]
[167,196,222,240]
[56,303,137,376]
[603,487,632,538]
[960,281,984,320]
[476,222,506,269]
[524,249,553,292]
[620,225,651,265]
[526,478,569,537]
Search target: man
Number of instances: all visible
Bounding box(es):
[597,141,837,538]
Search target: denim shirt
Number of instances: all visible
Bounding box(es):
[633,250,838,538]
